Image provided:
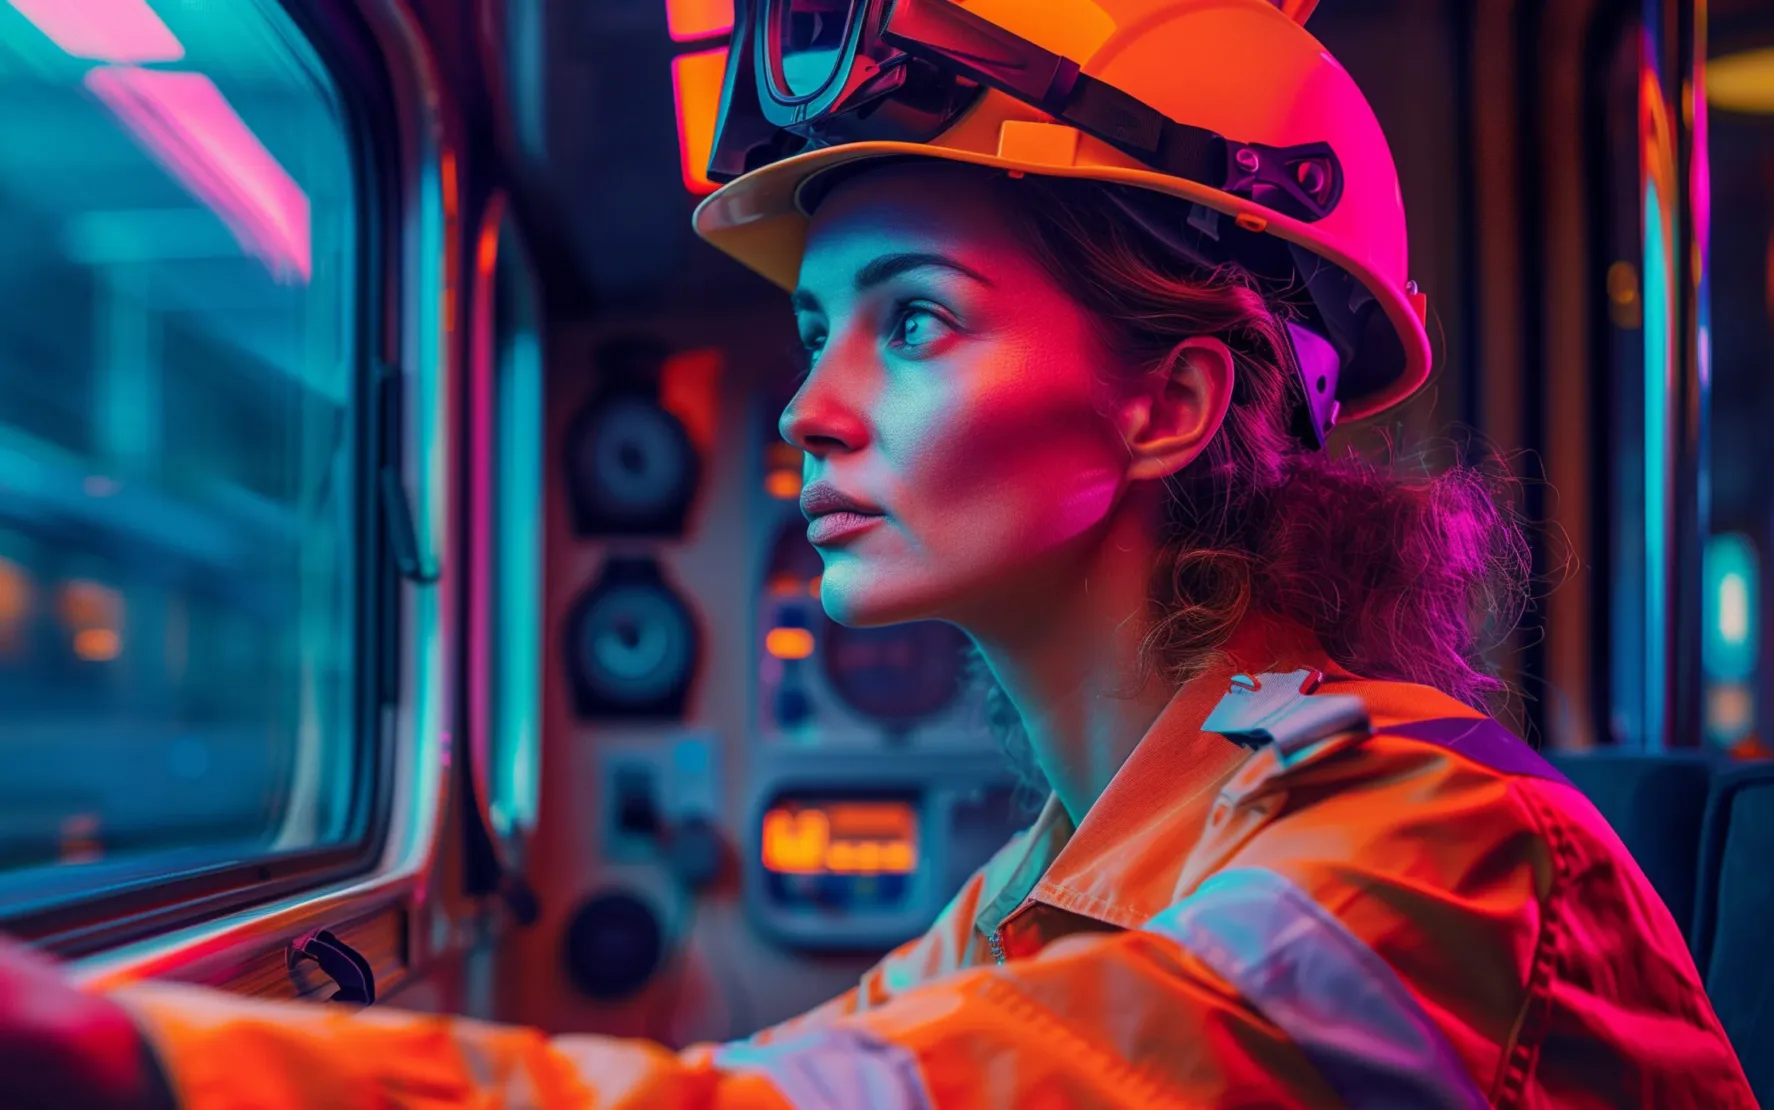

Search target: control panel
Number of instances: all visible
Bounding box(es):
[743,767,1021,951]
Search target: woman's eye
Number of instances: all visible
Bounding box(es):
[891,307,954,352]
[799,331,826,364]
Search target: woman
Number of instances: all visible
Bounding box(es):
[0,1,1754,1107]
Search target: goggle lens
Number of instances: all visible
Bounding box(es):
[772,0,856,97]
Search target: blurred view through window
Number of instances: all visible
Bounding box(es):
[0,0,361,911]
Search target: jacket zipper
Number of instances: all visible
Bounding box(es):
[987,930,1006,965]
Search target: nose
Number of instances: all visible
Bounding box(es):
[778,351,871,459]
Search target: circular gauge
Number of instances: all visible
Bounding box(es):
[575,582,696,707]
[563,890,664,1001]
[570,394,698,535]
[821,620,972,724]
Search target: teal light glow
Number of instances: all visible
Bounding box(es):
[492,286,543,838]
[1641,184,1672,748]
[414,163,447,574]
[1705,533,1758,682]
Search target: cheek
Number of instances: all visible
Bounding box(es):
[881,341,1125,561]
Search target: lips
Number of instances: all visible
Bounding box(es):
[799,480,883,522]
[799,481,884,547]
[806,511,884,547]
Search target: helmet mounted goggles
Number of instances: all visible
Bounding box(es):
[709,0,1344,227]
[696,0,1433,447]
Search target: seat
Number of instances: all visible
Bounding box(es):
[1546,751,1716,945]
[1692,762,1774,1104]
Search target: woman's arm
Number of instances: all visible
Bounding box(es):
[0,935,175,1110]
[23,734,1522,1109]
[0,837,1023,1110]
[106,912,1338,1110]
[4,804,1484,1110]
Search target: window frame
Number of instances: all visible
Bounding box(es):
[2,0,410,957]
[463,191,546,902]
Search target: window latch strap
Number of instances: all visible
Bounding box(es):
[287,927,377,1006]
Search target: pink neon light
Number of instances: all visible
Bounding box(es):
[85,66,311,284]
[8,0,183,63]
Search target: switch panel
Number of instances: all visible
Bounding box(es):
[599,731,722,864]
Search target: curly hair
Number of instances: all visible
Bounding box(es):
[975,173,1533,794]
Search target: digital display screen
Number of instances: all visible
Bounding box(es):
[761,800,918,875]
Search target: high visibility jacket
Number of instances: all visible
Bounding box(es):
[115,620,1754,1109]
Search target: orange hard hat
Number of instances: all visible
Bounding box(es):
[693,0,1430,431]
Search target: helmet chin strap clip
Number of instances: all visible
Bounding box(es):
[1286,320,1342,448]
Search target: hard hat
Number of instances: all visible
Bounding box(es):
[693,0,1431,440]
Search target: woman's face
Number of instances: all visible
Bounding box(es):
[782,165,1140,632]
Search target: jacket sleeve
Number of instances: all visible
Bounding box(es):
[113,835,1029,1110]
[116,917,1338,1110]
[116,741,1518,1110]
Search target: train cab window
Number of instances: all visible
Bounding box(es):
[0,0,368,928]
[1703,42,1773,756]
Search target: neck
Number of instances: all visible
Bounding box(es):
[967,500,1178,825]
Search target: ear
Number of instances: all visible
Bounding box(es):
[1117,337,1235,482]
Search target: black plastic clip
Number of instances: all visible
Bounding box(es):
[287,928,376,1006]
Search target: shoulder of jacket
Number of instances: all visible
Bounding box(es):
[1204,670,1575,792]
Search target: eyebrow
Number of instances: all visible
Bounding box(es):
[790,251,992,314]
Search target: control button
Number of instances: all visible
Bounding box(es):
[775,686,812,727]
[666,815,724,892]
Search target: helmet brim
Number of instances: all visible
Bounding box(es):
[693,140,1431,424]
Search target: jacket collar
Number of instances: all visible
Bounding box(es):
[972,614,1337,936]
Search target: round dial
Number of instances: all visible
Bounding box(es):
[574,582,695,707]
[572,396,696,528]
[820,619,971,725]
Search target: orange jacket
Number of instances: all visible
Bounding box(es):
[115,623,1754,1109]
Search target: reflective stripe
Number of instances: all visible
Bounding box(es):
[1144,868,1490,1110]
[1384,716,1573,787]
[454,1031,541,1110]
[714,1027,934,1110]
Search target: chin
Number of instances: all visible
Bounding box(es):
[815,560,951,629]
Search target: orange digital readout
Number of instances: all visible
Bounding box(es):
[761,801,918,875]
[765,626,815,660]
